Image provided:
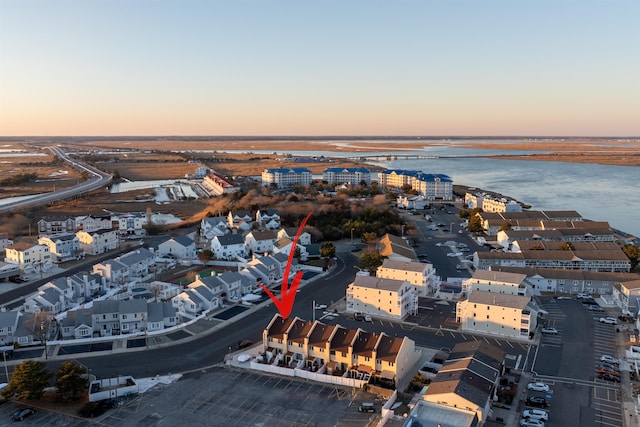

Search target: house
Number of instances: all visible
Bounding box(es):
[60,309,93,339]
[612,279,640,316]
[403,400,478,427]
[276,227,312,246]
[37,217,75,236]
[4,242,51,272]
[376,259,438,297]
[14,314,40,347]
[119,299,147,334]
[146,302,178,331]
[0,261,21,281]
[0,311,20,347]
[93,258,129,284]
[256,209,281,230]
[0,236,13,253]
[261,168,312,188]
[346,275,418,320]
[272,237,308,261]
[76,229,119,255]
[217,271,252,299]
[200,216,229,240]
[376,233,417,262]
[75,214,112,232]
[92,300,121,336]
[396,195,430,210]
[23,277,77,314]
[171,282,220,318]
[263,314,420,387]
[211,234,247,260]
[461,270,530,297]
[456,291,538,340]
[116,248,155,278]
[227,210,253,231]
[322,167,371,185]
[422,341,505,424]
[244,230,277,255]
[157,236,196,259]
[38,233,83,263]
[113,213,146,237]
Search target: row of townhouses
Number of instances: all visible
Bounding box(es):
[465,192,523,213]
[37,213,146,237]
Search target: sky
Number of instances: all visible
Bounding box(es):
[0,0,639,137]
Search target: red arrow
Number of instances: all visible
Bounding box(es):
[260,211,313,319]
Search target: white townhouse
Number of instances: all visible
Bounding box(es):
[23,278,74,314]
[256,209,281,230]
[38,233,83,263]
[66,272,104,300]
[322,167,371,185]
[200,216,229,240]
[277,227,312,246]
[92,259,129,284]
[60,309,93,339]
[117,248,155,278]
[171,282,220,318]
[113,213,146,238]
[218,271,254,296]
[146,302,178,332]
[0,311,20,347]
[189,275,226,300]
[0,261,20,281]
[211,234,247,260]
[202,172,241,196]
[157,236,196,259]
[76,229,119,255]
[461,270,530,297]
[244,230,277,255]
[4,242,51,272]
[37,217,75,236]
[376,259,438,297]
[75,214,112,233]
[227,210,253,231]
[456,291,538,340]
[261,167,312,188]
[273,237,308,261]
[119,299,147,334]
[0,236,14,253]
[346,275,418,320]
[92,300,121,336]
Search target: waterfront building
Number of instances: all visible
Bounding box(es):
[261,168,312,188]
[322,167,371,185]
[378,169,453,200]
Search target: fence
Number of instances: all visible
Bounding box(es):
[248,360,366,388]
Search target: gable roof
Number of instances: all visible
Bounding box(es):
[215,234,245,246]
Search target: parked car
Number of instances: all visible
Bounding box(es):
[600,355,619,364]
[600,362,620,371]
[598,373,621,382]
[577,292,591,299]
[354,313,364,321]
[588,305,604,312]
[523,408,549,421]
[236,340,253,350]
[364,315,373,322]
[314,304,327,309]
[520,419,545,427]
[598,367,620,377]
[541,327,558,335]
[11,408,35,422]
[599,317,618,325]
[525,396,548,408]
[358,402,376,413]
[527,382,550,392]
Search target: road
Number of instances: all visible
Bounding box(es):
[0,146,112,213]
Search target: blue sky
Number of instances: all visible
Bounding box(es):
[0,0,638,136]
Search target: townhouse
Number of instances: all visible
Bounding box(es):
[273,236,308,261]
[261,168,312,188]
[376,259,438,297]
[37,233,83,263]
[456,291,538,339]
[171,283,220,319]
[157,236,196,259]
[322,167,371,185]
[76,229,119,255]
[200,216,229,240]
[117,248,155,278]
[92,259,129,284]
[4,242,51,272]
[346,275,418,320]
[497,227,615,250]
[112,213,146,237]
[244,230,277,255]
[227,210,253,231]
[23,277,76,314]
[612,279,640,316]
[461,270,529,297]
[217,271,253,298]
[256,209,281,230]
[0,236,13,253]
[263,314,419,387]
[75,214,112,233]
[0,311,20,347]
[37,217,76,236]
[277,227,312,246]
[60,309,93,339]
[211,234,247,260]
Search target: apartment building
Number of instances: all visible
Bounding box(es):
[75,214,112,233]
[612,279,640,316]
[376,259,437,297]
[4,242,51,272]
[37,217,76,236]
[461,270,529,297]
[378,170,453,200]
[261,168,312,188]
[202,172,241,196]
[322,167,371,185]
[38,233,83,263]
[76,229,119,255]
[346,275,418,320]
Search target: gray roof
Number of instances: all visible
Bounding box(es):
[191,283,216,301]
[50,277,72,291]
[39,288,61,305]
[147,302,164,322]
[0,311,19,328]
[93,300,120,315]
[120,299,147,314]
[61,309,93,329]
[162,302,176,318]
[118,248,154,266]
[171,236,195,247]
[272,252,289,263]
[102,259,128,271]
[216,234,245,246]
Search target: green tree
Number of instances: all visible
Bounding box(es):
[55,361,88,402]
[623,244,640,269]
[359,252,384,275]
[320,242,336,258]
[2,360,51,401]
[467,215,484,233]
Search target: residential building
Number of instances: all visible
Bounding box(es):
[376,233,416,262]
[402,401,478,427]
[37,217,75,236]
[38,233,83,263]
[261,168,312,188]
[200,216,229,240]
[92,300,121,336]
[60,309,93,339]
[263,314,420,387]
[92,259,129,284]
[461,270,529,297]
[256,209,281,230]
[244,230,277,255]
[0,311,20,347]
[322,167,371,185]
[465,192,522,213]
[227,210,253,231]
[0,236,13,253]
[4,242,51,272]
[376,259,437,297]
[23,277,76,314]
[117,248,155,278]
[211,234,247,260]
[456,291,538,339]
[0,261,21,281]
[75,214,112,232]
[202,172,241,196]
[113,213,146,237]
[171,282,220,318]
[276,227,312,246]
[119,299,147,334]
[158,236,196,259]
[146,302,178,332]
[396,195,429,210]
[76,229,119,255]
[273,237,308,261]
[346,275,418,320]
[218,271,254,297]
[378,170,453,200]
[612,280,640,316]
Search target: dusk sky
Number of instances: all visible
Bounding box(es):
[1,0,638,136]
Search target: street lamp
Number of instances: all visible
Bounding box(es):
[351,228,354,244]
[450,222,455,234]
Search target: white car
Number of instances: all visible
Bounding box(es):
[599,317,618,325]
[541,327,558,335]
[523,409,549,421]
[314,304,327,310]
[520,419,545,427]
[601,355,619,364]
[527,382,550,392]
[364,315,373,322]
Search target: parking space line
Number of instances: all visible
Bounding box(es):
[450,331,456,338]
[506,340,513,348]
[484,337,490,345]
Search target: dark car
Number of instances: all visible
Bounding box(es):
[358,402,376,413]
[354,313,364,321]
[599,373,621,382]
[525,397,548,408]
[236,340,253,350]
[11,408,35,421]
